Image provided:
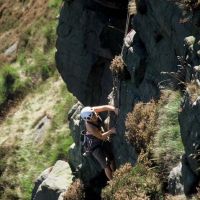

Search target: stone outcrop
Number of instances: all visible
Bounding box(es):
[179,91,200,195]
[168,162,184,195]
[56,0,127,105]
[56,0,136,183]
[32,160,73,200]
[56,0,200,196]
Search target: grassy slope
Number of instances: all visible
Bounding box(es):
[0,74,76,200]
[153,90,184,174]
[0,0,77,199]
[0,0,63,115]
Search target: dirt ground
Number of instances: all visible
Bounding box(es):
[0,0,49,62]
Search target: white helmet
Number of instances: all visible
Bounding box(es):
[80,106,94,121]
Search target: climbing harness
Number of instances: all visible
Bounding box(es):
[80,117,106,157]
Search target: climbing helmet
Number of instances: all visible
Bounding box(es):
[80,106,95,121]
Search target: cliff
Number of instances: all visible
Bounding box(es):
[55,0,200,198]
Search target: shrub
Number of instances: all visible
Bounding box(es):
[48,0,63,8]
[25,50,55,81]
[125,100,158,153]
[0,76,6,105]
[102,163,163,200]
[41,64,54,80]
[110,56,124,74]
[125,90,183,191]
[64,179,85,200]
[43,21,57,51]
[184,0,200,10]
[128,0,137,15]
[0,65,29,107]
[186,80,200,103]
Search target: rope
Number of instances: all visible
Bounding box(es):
[125,12,130,38]
[121,4,131,56]
[111,71,121,124]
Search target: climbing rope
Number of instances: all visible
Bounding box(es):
[124,12,131,38]
[121,2,132,55]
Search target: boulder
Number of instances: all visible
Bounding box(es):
[4,41,18,56]
[32,160,73,200]
[168,162,184,195]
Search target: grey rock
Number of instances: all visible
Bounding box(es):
[168,162,184,195]
[56,0,126,105]
[194,65,200,72]
[179,92,200,195]
[34,115,52,143]
[58,192,65,200]
[197,50,200,58]
[182,155,199,196]
[4,41,18,56]
[184,36,196,47]
[68,143,101,182]
[32,167,52,200]
[32,160,73,200]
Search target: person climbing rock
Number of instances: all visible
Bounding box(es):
[80,105,118,180]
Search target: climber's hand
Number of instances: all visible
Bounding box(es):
[110,127,116,134]
[114,108,119,115]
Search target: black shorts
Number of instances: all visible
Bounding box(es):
[92,141,114,169]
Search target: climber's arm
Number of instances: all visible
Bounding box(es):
[86,124,116,141]
[93,105,118,115]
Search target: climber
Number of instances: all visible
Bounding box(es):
[80,105,118,180]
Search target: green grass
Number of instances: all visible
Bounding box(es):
[0,0,75,199]
[0,76,76,200]
[24,49,56,81]
[0,65,29,106]
[0,0,61,107]
[48,0,63,9]
[19,80,75,199]
[0,76,6,104]
[51,84,75,130]
[152,90,184,174]
[17,132,73,199]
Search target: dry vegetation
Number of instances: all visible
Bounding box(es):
[128,0,137,15]
[0,76,75,199]
[183,0,200,10]
[186,80,200,103]
[110,56,125,74]
[102,163,162,200]
[125,100,158,153]
[63,179,85,200]
[110,90,184,199]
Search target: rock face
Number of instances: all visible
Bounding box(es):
[32,160,73,200]
[179,92,200,195]
[168,163,184,195]
[56,0,127,105]
[56,0,200,196]
[56,0,136,183]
